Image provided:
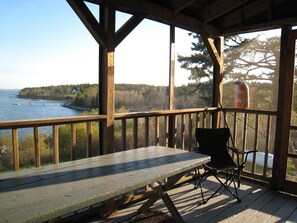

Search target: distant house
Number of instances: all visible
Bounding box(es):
[71,89,78,94]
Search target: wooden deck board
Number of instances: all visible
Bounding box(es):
[202,182,266,223]
[245,192,289,223]
[98,177,297,223]
[286,205,297,223]
[265,195,297,222]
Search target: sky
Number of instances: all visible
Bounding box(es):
[0,0,194,89]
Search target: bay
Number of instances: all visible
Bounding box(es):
[0,89,82,137]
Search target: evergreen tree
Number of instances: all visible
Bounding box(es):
[177,33,287,110]
[177,34,251,107]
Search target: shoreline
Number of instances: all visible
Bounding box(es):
[16,94,92,112]
[62,100,92,111]
[62,101,92,112]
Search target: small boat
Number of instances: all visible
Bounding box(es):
[12,103,20,106]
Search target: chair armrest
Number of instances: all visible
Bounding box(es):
[242,150,258,165]
[228,146,241,154]
[228,146,258,156]
[228,147,258,166]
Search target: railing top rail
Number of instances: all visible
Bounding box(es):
[220,107,277,116]
[114,107,219,119]
[0,115,107,130]
[0,107,278,130]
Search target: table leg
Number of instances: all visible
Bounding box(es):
[161,192,185,223]
[138,193,160,213]
[137,171,188,223]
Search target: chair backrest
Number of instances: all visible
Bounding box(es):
[195,128,231,162]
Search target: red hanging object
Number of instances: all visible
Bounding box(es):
[234,81,249,109]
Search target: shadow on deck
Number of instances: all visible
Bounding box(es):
[64,177,297,223]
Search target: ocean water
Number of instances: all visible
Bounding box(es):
[0,89,82,136]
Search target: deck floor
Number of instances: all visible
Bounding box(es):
[84,177,297,223]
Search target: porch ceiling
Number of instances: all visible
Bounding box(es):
[85,0,297,36]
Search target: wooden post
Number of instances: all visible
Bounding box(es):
[99,4,116,155]
[168,25,176,147]
[271,25,295,190]
[169,25,175,110]
[98,3,117,217]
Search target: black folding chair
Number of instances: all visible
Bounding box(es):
[193,127,257,204]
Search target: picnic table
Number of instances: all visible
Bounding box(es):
[0,146,210,223]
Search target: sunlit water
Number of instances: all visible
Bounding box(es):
[0,89,82,137]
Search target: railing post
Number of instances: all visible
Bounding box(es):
[133,118,138,149]
[155,116,160,146]
[188,113,193,150]
[53,125,59,164]
[34,127,41,167]
[145,117,149,146]
[122,119,127,151]
[181,114,185,150]
[263,115,271,177]
[87,122,92,157]
[168,115,176,148]
[71,124,76,160]
[12,129,19,171]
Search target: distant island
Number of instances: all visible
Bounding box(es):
[17,83,208,111]
[18,84,98,111]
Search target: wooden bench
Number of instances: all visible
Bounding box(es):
[0,146,210,223]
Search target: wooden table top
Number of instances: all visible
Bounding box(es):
[0,146,210,223]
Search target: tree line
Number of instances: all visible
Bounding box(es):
[18,83,213,111]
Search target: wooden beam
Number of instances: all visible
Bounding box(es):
[171,0,196,14]
[115,14,144,47]
[201,0,248,23]
[218,0,278,35]
[83,0,297,36]
[86,0,220,36]
[212,37,224,128]
[67,0,107,47]
[221,16,297,36]
[201,35,222,67]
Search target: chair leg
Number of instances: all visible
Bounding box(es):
[194,168,198,189]
[225,171,241,202]
[194,169,207,204]
[237,174,240,188]
[201,171,241,204]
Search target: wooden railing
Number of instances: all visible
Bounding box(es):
[0,108,277,183]
[220,108,277,181]
[0,115,107,171]
[114,108,217,151]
